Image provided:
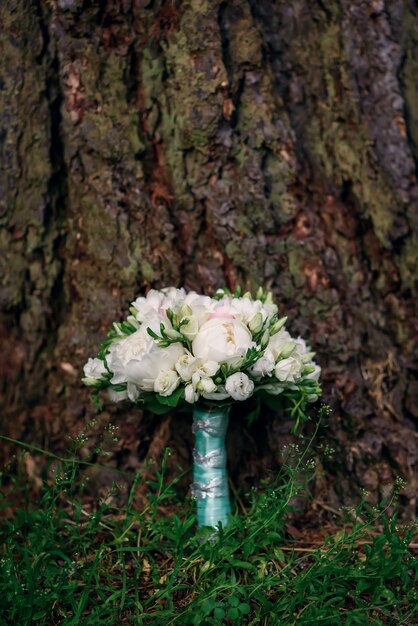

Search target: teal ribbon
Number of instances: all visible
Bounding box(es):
[192,405,231,529]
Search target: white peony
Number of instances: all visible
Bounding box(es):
[192,317,253,365]
[83,357,108,380]
[131,287,186,321]
[107,321,185,390]
[131,290,166,322]
[249,348,275,379]
[125,342,184,391]
[225,372,254,401]
[230,298,266,324]
[209,296,278,326]
[154,370,180,396]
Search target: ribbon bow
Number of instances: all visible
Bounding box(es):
[192,415,228,437]
[193,448,226,468]
[191,477,229,500]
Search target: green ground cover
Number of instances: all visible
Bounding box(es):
[0,429,416,625]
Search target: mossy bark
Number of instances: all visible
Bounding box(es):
[1,0,417,517]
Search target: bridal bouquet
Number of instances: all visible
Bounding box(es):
[83,287,321,528]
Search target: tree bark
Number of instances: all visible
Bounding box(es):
[1,0,417,517]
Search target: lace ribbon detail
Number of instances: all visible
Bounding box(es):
[192,415,228,437]
[191,477,229,500]
[193,447,226,468]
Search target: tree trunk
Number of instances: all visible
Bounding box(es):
[1,0,417,517]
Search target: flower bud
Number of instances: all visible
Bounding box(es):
[179,303,192,318]
[197,377,217,394]
[260,328,270,349]
[164,328,184,341]
[126,315,140,329]
[279,341,296,359]
[270,316,287,335]
[81,377,102,387]
[248,312,263,334]
[180,315,199,340]
[302,351,315,364]
[185,383,199,403]
[113,322,125,336]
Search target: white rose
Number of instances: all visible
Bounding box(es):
[83,357,108,380]
[268,330,295,360]
[225,372,254,401]
[192,317,253,365]
[154,370,180,396]
[249,348,275,379]
[274,357,302,383]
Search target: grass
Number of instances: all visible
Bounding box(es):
[0,430,417,625]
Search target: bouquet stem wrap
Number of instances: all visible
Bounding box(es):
[191,405,231,528]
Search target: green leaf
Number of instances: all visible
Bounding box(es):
[214,607,225,620]
[246,397,261,424]
[239,603,251,615]
[147,327,159,339]
[229,559,257,571]
[258,391,283,411]
[142,399,172,415]
[155,387,184,407]
[227,607,239,620]
[201,599,216,614]
[111,383,127,392]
